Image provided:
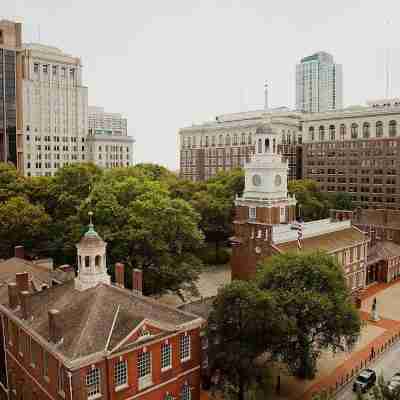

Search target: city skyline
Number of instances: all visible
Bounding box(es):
[3,0,400,169]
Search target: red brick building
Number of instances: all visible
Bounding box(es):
[0,224,203,400]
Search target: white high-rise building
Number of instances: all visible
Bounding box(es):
[86,106,134,168]
[22,43,88,176]
[296,51,342,113]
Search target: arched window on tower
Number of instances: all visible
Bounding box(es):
[340,124,346,140]
[95,255,101,267]
[389,120,397,137]
[351,123,358,139]
[319,126,325,141]
[241,133,246,145]
[329,125,336,140]
[273,138,276,153]
[233,134,238,145]
[265,138,270,152]
[85,256,90,268]
[211,135,215,146]
[257,138,262,154]
[309,126,315,141]
[205,136,209,147]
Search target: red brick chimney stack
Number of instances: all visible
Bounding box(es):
[16,272,29,293]
[14,245,25,259]
[132,269,143,296]
[115,263,125,288]
[20,291,32,320]
[48,309,63,344]
[8,283,19,309]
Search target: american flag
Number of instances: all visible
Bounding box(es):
[297,221,303,250]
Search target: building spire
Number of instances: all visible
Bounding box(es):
[85,211,98,237]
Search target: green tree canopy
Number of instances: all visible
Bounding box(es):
[257,252,361,379]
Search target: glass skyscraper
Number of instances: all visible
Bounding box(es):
[296,52,343,113]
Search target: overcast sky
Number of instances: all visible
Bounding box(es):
[3,0,400,169]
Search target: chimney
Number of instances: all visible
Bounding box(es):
[115,263,125,288]
[16,272,30,293]
[132,269,143,295]
[8,283,19,309]
[48,309,63,344]
[20,291,32,320]
[14,246,25,259]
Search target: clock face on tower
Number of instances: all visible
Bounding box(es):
[275,174,282,187]
[252,174,262,186]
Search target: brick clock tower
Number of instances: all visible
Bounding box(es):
[231,122,297,280]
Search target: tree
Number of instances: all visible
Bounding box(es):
[330,192,354,211]
[364,375,400,400]
[0,196,51,258]
[0,163,26,202]
[257,252,361,380]
[208,280,288,400]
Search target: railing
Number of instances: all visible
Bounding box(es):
[310,329,400,399]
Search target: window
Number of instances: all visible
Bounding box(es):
[181,383,191,400]
[351,123,358,139]
[329,125,335,140]
[43,351,49,379]
[318,126,325,141]
[376,121,383,137]
[340,124,346,140]
[86,368,101,399]
[34,63,39,73]
[30,338,37,366]
[180,333,191,362]
[257,138,262,153]
[58,364,65,395]
[161,342,172,370]
[309,126,315,141]
[249,207,256,220]
[114,360,128,389]
[248,133,252,145]
[52,65,58,76]
[138,351,152,390]
[389,120,397,137]
[218,135,223,146]
[363,122,370,138]
[225,135,231,146]
[43,64,48,74]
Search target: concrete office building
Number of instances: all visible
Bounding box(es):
[86,106,134,168]
[0,20,24,171]
[22,43,88,176]
[179,108,303,182]
[302,98,400,210]
[296,51,342,113]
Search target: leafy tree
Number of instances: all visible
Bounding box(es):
[257,252,361,380]
[330,192,354,211]
[0,196,51,258]
[208,280,289,400]
[0,163,26,202]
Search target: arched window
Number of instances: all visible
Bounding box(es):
[329,125,335,141]
[85,256,90,268]
[241,133,246,145]
[205,136,209,147]
[248,133,252,145]
[376,121,383,137]
[219,134,223,146]
[225,135,231,146]
[273,138,276,153]
[183,137,187,149]
[309,127,315,141]
[192,136,196,147]
[265,138,270,152]
[79,256,82,268]
[319,126,325,141]
[233,134,238,145]
[351,123,358,139]
[340,124,346,140]
[257,138,262,153]
[187,136,191,148]
[282,134,286,144]
[95,255,101,267]
[389,120,397,137]
[363,122,370,138]
[211,135,215,146]
[292,133,296,144]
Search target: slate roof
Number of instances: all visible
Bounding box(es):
[276,227,366,254]
[1,279,202,362]
[367,241,400,264]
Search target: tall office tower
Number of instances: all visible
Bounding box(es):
[0,20,24,170]
[296,51,343,113]
[22,43,88,176]
[86,106,134,168]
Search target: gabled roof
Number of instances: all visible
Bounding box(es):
[1,280,202,362]
[276,227,366,254]
[368,241,400,264]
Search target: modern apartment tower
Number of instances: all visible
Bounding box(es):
[0,20,24,170]
[22,43,88,176]
[296,51,343,113]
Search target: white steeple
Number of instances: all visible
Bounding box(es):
[74,212,111,291]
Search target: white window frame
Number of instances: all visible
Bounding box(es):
[85,367,101,399]
[161,342,172,371]
[114,359,128,391]
[138,351,152,390]
[180,334,191,363]
[249,207,256,220]
[181,383,192,400]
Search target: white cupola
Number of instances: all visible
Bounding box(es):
[74,212,111,291]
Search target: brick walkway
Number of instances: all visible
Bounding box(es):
[299,282,400,400]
